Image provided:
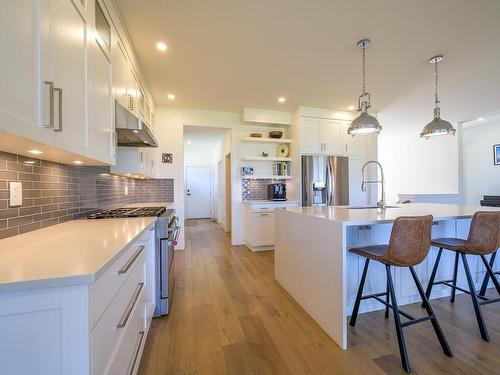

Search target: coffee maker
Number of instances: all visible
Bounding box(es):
[268,183,287,201]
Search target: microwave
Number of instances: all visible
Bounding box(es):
[268,183,286,201]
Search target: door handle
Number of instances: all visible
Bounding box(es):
[44,81,55,128]
[54,87,63,132]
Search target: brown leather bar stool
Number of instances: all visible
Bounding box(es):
[424,211,500,341]
[349,215,452,373]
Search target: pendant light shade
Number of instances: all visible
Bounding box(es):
[348,39,382,136]
[420,55,456,139]
[348,111,381,135]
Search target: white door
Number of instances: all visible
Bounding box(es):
[186,166,212,219]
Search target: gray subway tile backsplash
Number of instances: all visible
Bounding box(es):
[0,151,174,239]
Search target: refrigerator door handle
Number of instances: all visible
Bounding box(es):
[326,157,334,205]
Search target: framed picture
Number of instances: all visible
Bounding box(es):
[162,153,173,163]
[494,144,500,165]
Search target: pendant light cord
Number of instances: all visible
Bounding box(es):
[362,46,366,95]
[434,61,440,108]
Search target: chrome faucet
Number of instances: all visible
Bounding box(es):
[361,161,386,209]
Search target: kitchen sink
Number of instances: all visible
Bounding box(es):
[347,205,400,209]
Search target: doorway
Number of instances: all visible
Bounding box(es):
[225,153,231,232]
[186,166,212,219]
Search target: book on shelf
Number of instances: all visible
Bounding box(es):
[272,161,291,177]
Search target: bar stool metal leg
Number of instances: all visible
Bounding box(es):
[479,251,497,297]
[409,267,453,357]
[423,247,442,306]
[385,278,390,319]
[480,255,500,295]
[350,258,370,327]
[450,252,459,303]
[461,253,490,341]
[386,265,411,373]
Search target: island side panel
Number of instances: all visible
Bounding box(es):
[275,209,348,349]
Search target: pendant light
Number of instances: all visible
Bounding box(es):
[348,39,382,136]
[420,55,456,138]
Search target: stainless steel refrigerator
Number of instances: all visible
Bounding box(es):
[301,155,349,206]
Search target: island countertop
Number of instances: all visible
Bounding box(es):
[0,217,156,292]
[283,203,500,226]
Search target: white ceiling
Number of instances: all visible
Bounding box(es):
[116,0,500,115]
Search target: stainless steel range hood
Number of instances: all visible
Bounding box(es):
[115,100,158,147]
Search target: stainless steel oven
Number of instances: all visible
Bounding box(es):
[86,206,179,317]
[154,213,180,317]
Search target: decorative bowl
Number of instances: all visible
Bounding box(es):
[269,131,283,139]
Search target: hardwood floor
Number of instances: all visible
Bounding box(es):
[139,219,500,375]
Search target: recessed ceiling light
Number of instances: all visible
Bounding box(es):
[73,160,83,165]
[167,93,175,100]
[187,141,191,145]
[278,97,286,103]
[28,149,43,155]
[348,105,356,111]
[478,117,484,121]
[156,42,167,52]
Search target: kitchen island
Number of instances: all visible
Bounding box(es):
[275,203,500,350]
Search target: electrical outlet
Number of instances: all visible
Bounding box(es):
[124,185,128,196]
[9,181,22,207]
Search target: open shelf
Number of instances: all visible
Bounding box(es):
[241,175,292,180]
[242,156,292,162]
[241,137,291,144]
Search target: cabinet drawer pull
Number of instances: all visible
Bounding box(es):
[259,213,270,216]
[54,87,63,132]
[44,81,55,128]
[117,282,144,328]
[119,246,145,274]
[129,330,145,375]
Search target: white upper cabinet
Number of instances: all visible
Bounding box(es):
[87,38,114,165]
[87,1,114,165]
[47,0,88,153]
[111,147,155,178]
[0,0,48,143]
[0,0,154,166]
[299,117,342,155]
[342,122,366,156]
[111,35,129,109]
[321,119,342,155]
[300,117,322,154]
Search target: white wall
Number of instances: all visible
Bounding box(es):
[152,107,244,249]
[461,119,500,205]
[377,48,500,204]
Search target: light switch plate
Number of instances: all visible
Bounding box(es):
[9,181,22,207]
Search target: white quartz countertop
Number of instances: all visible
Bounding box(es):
[0,217,156,292]
[283,203,500,226]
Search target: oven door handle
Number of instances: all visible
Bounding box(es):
[163,225,181,246]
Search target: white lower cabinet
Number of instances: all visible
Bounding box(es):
[0,226,155,375]
[244,202,300,251]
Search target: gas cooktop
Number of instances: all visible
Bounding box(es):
[87,206,167,219]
